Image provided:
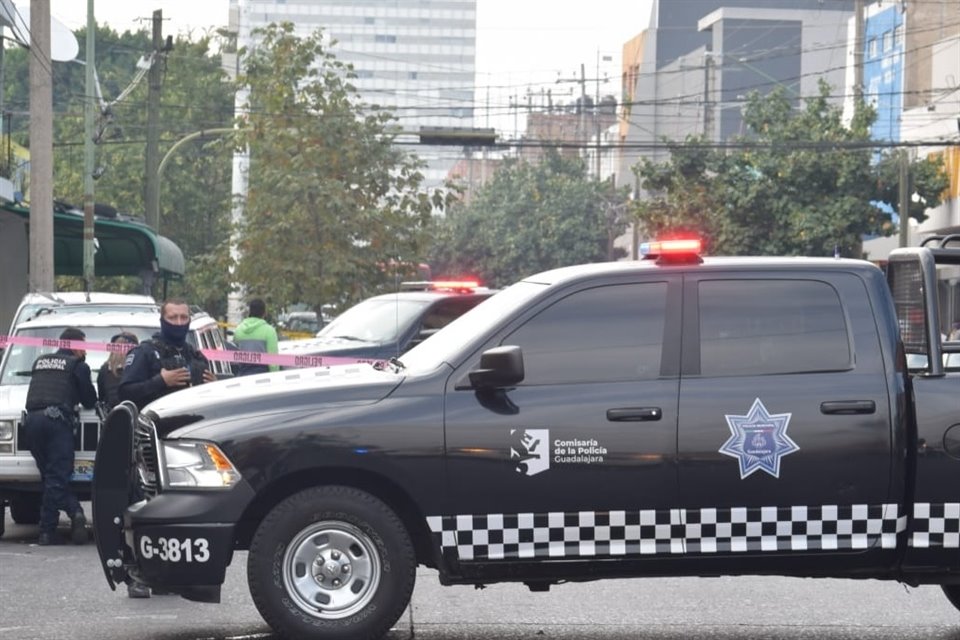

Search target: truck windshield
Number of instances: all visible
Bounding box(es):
[0,326,154,386]
[318,298,430,343]
[400,281,547,373]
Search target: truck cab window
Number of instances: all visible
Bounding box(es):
[698,279,851,376]
[502,282,668,385]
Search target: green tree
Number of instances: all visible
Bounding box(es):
[873,151,949,226]
[234,23,440,317]
[3,26,235,314]
[430,151,628,287]
[632,82,947,257]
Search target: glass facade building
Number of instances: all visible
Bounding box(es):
[230,0,477,187]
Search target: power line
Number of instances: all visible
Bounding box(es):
[52,135,958,152]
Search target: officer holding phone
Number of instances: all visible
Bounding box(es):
[118,299,216,411]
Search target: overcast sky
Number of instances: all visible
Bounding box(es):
[47,0,654,135]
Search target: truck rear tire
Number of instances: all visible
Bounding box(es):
[943,585,960,613]
[0,502,6,539]
[10,495,41,525]
[247,486,416,640]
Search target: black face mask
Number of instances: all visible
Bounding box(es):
[160,317,190,346]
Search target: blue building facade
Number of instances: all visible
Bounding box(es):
[863,4,905,142]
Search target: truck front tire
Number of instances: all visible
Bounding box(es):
[943,585,960,613]
[247,486,416,640]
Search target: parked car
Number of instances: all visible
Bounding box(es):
[279,281,496,362]
[0,306,230,536]
[278,311,322,337]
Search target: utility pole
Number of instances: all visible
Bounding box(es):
[82,0,95,292]
[28,0,54,292]
[579,63,587,145]
[595,51,601,181]
[227,0,249,326]
[898,149,911,248]
[145,9,162,232]
[854,0,864,104]
[703,53,714,138]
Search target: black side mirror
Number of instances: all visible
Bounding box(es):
[467,345,524,389]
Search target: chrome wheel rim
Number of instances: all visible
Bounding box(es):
[282,520,381,619]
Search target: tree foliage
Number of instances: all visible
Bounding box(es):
[873,150,949,225]
[3,26,235,314]
[430,151,628,287]
[633,82,948,257]
[234,23,440,317]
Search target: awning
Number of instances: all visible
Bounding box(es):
[1,202,185,279]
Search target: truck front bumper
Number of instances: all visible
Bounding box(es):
[92,402,256,603]
[98,483,256,603]
[121,485,255,601]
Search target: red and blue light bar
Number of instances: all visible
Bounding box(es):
[639,238,703,264]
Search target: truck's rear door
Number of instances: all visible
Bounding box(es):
[889,247,960,574]
[676,268,900,572]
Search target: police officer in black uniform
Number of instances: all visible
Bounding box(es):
[117,299,216,598]
[24,327,98,546]
[119,298,216,410]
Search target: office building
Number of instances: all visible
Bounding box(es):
[229,0,477,187]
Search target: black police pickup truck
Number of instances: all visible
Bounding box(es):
[93,239,960,640]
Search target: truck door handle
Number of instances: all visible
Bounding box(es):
[606,407,662,422]
[820,400,876,415]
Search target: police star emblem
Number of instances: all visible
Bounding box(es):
[719,398,799,479]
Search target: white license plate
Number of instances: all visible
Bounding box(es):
[71,460,93,482]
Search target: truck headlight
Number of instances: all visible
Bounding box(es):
[0,420,13,441]
[161,440,241,489]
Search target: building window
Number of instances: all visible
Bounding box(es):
[894,24,904,48]
[882,30,892,52]
[867,37,877,58]
[375,34,397,43]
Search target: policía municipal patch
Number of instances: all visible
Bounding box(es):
[719,398,799,479]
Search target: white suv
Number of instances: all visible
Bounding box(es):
[0,307,230,536]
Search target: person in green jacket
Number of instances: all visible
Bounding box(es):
[232,298,279,375]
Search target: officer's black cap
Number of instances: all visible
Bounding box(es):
[59,327,85,342]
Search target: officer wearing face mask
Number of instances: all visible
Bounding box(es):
[118,298,216,411]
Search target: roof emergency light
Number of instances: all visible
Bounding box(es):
[430,280,480,292]
[399,280,481,293]
[639,238,703,264]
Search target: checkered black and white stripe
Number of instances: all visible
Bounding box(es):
[426,504,906,562]
[910,503,960,549]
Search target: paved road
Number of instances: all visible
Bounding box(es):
[0,507,957,640]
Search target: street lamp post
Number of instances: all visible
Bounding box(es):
[155,128,235,236]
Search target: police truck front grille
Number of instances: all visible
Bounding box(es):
[133,419,160,498]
